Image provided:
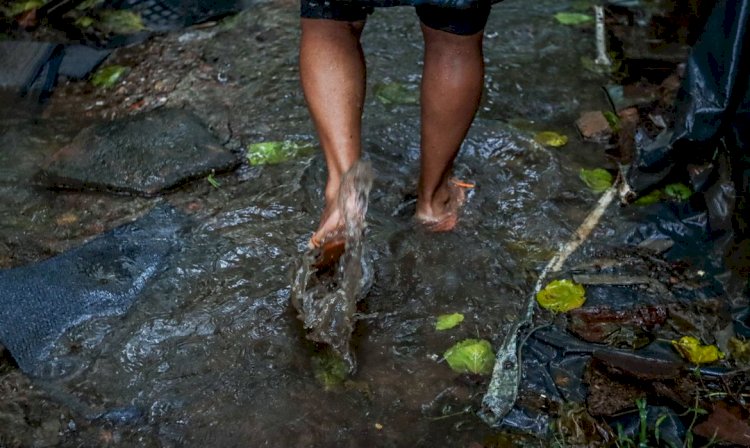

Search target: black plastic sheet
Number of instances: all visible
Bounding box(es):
[624,0,750,238]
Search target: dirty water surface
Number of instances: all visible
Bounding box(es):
[0,0,623,446]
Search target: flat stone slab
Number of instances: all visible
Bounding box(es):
[38,108,239,196]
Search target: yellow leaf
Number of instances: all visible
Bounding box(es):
[536,279,586,312]
[534,131,569,147]
[671,336,724,364]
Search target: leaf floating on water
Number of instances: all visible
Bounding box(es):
[579,168,614,193]
[536,279,586,312]
[664,183,692,201]
[374,82,419,106]
[99,10,145,34]
[554,12,594,25]
[671,336,724,364]
[443,339,494,375]
[633,189,662,206]
[312,350,349,390]
[435,313,464,331]
[246,141,315,165]
[91,65,128,88]
[534,131,568,147]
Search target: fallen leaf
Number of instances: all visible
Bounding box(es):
[91,65,128,88]
[374,82,419,106]
[671,336,724,364]
[443,339,494,375]
[246,141,315,165]
[664,183,692,201]
[579,168,614,193]
[435,313,464,331]
[633,189,662,206]
[536,279,586,312]
[554,12,593,25]
[534,131,569,147]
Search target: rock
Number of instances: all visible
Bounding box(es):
[575,111,612,142]
[38,108,240,196]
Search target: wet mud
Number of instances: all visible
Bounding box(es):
[0,0,747,446]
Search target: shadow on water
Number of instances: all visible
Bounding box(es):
[0,0,621,446]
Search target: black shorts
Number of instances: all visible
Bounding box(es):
[300,1,491,36]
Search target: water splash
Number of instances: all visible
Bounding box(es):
[290,160,375,372]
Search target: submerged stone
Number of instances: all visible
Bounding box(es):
[38,108,239,196]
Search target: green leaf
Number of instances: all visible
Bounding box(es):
[664,183,692,201]
[7,0,44,16]
[74,16,95,28]
[671,336,724,364]
[206,172,220,188]
[554,12,594,25]
[435,313,464,331]
[246,141,315,165]
[374,82,419,106]
[99,10,145,34]
[534,131,569,147]
[602,110,621,132]
[443,339,494,375]
[536,279,586,312]
[579,168,614,193]
[633,189,662,206]
[91,65,128,88]
[312,350,349,390]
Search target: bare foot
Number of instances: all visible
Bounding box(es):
[309,162,374,268]
[415,178,473,232]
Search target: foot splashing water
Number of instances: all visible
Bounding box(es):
[290,160,374,372]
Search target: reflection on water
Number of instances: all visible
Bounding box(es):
[0,0,615,445]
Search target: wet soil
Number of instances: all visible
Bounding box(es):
[0,0,747,446]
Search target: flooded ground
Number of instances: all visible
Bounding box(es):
[1,0,742,446]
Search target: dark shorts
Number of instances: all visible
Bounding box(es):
[300,1,491,36]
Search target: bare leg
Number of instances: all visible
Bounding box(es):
[416,25,484,229]
[300,18,366,245]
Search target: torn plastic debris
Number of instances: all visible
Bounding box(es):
[621,0,750,239]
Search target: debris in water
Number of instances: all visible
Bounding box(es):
[536,279,586,312]
[443,339,494,375]
[533,131,568,147]
[663,183,692,201]
[435,313,465,331]
[245,141,315,165]
[374,82,419,106]
[91,65,128,88]
[579,168,614,193]
[206,171,220,188]
[553,12,593,25]
[312,349,349,390]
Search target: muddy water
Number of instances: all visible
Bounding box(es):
[1,0,617,445]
